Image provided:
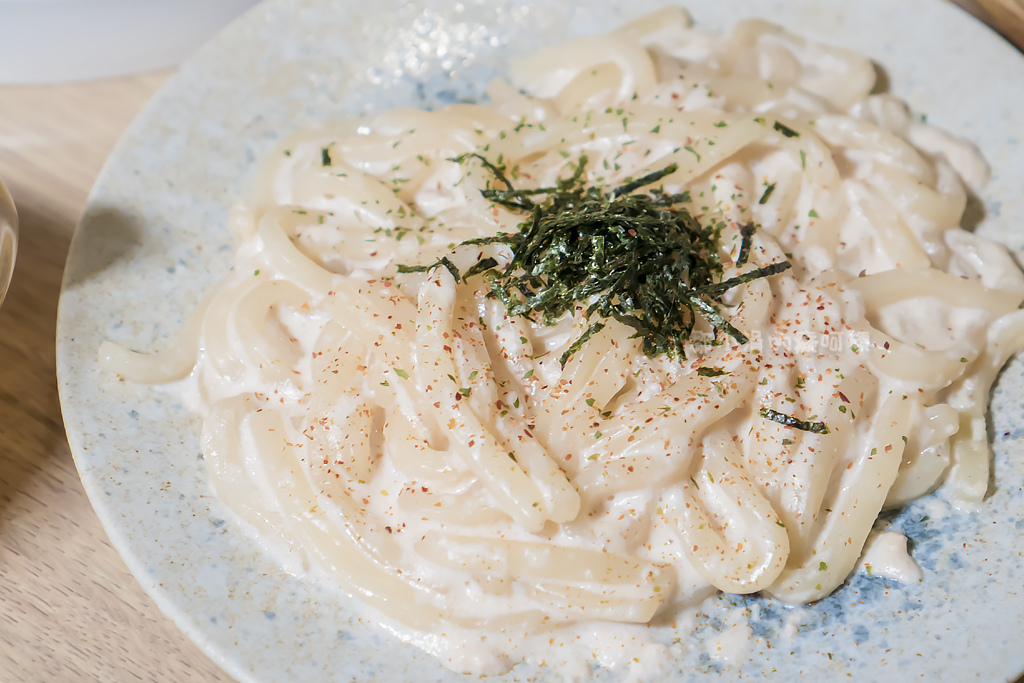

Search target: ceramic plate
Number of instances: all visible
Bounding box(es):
[56,0,1024,680]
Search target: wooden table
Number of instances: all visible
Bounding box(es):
[0,2,1018,681]
[0,73,227,680]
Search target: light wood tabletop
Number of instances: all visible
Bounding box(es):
[0,73,227,681]
[0,2,1018,681]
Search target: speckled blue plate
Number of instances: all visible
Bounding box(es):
[56,0,1024,680]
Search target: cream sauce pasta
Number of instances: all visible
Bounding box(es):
[100,7,1024,676]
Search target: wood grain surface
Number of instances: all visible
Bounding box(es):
[0,2,1016,682]
[0,73,227,682]
[975,0,1024,49]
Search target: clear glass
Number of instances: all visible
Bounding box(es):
[0,177,17,307]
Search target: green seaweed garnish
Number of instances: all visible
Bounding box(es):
[736,222,756,266]
[759,407,830,434]
[773,121,800,138]
[401,155,790,362]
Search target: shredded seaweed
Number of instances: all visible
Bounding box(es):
[773,121,800,138]
[397,256,460,282]
[399,155,790,362]
[736,222,756,266]
[759,407,830,434]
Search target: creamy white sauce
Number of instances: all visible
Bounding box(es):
[858,531,923,584]
[707,622,755,665]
